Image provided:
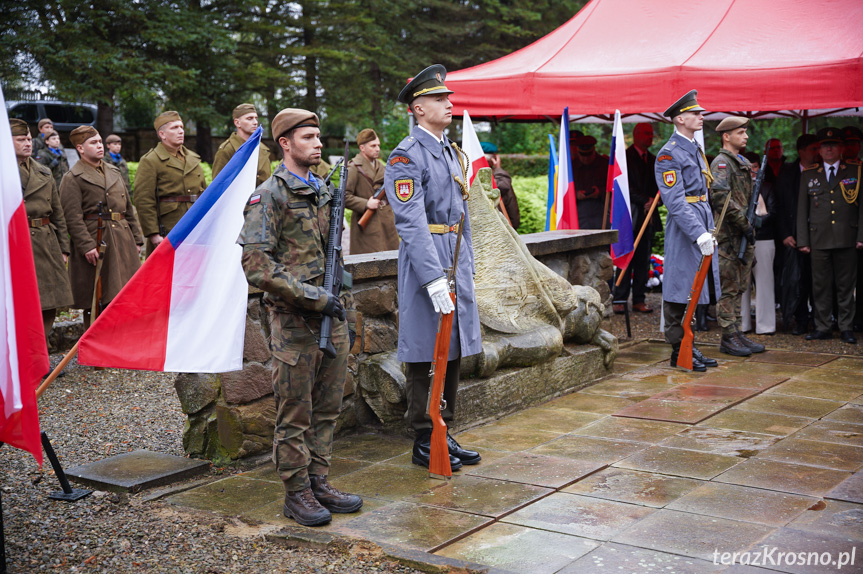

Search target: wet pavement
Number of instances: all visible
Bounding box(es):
[165,342,863,573]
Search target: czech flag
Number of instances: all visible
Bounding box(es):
[608,110,634,269]
[77,127,264,373]
[0,87,45,465]
[552,107,578,230]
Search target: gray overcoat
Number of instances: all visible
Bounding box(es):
[654,131,721,305]
[384,126,482,362]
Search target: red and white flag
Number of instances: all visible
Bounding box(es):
[0,86,46,465]
[461,110,495,188]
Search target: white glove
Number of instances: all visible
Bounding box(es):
[425,277,454,315]
[696,232,715,256]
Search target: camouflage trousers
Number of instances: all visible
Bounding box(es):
[270,311,349,491]
[717,240,754,334]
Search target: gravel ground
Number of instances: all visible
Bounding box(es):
[1,355,421,574]
[607,290,863,358]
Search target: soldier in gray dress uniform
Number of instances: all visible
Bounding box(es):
[384,64,482,471]
[796,127,863,344]
[654,90,720,372]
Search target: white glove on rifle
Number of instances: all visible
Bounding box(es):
[425,277,454,315]
[696,232,716,257]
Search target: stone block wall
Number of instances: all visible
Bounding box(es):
[177,230,616,463]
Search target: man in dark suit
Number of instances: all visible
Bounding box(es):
[614,123,660,314]
[776,134,819,334]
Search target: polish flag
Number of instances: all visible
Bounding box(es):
[608,110,634,269]
[461,110,495,188]
[0,87,46,465]
[77,127,264,373]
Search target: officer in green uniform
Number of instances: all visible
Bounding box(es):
[797,127,863,344]
[710,116,765,356]
[239,108,362,527]
[134,111,207,256]
[212,103,272,187]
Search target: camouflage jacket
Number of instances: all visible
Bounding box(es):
[710,148,754,248]
[238,163,356,323]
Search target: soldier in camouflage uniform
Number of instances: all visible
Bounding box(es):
[238,108,362,527]
[710,117,765,356]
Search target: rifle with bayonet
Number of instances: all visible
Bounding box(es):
[90,201,108,321]
[677,191,733,371]
[357,186,385,231]
[426,213,465,479]
[737,154,769,262]
[319,143,350,359]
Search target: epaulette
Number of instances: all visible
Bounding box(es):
[217,139,231,150]
[802,164,819,171]
[394,135,418,152]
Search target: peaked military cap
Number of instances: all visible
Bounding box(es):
[842,126,863,142]
[9,118,29,136]
[480,141,498,154]
[817,127,843,145]
[715,116,749,133]
[574,135,597,152]
[398,64,454,104]
[796,133,818,150]
[663,90,705,119]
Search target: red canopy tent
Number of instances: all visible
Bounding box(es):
[445,0,863,124]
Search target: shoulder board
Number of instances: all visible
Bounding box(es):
[802,165,818,171]
[394,136,418,152]
[217,139,231,150]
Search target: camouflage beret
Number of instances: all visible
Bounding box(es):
[272,108,319,141]
[37,118,53,129]
[105,134,122,144]
[9,118,29,136]
[715,116,749,133]
[69,125,99,147]
[154,110,182,131]
[233,103,257,119]
[357,128,378,146]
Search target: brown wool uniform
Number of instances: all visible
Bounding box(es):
[133,142,207,254]
[796,160,863,332]
[493,166,520,229]
[60,161,144,309]
[344,153,399,254]
[20,158,73,310]
[212,132,273,187]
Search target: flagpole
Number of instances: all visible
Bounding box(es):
[615,191,661,287]
[35,342,78,400]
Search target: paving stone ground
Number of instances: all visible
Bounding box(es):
[166,343,863,573]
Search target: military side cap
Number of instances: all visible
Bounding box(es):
[37,118,53,129]
[357,128,378,146]
[69,125,99,147]
[272,108,319,141]
[480,141,498,154]
[398,64,453,104]
[10,118,29,136]
[715,116,749,133]
[842,126,863,142]
[817,127,843,145]
[154,111,182,131]
[105,134,122,144]
[663,90,705,119]
[233,103,257,119]
[574,135,597,152]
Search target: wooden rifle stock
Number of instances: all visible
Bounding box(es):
[90,201,107,321]
[356,187,385,231]
[426,213,465,479]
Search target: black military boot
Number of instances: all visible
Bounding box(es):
[695,305,709,331]
[670,344,706,372]
[720,332,752,356]
[737,330,765,353]
[692,347,718,367]
[412,430,462,471]
[283,486,332,526]
[310,475,363,513]
[447,433,481,465]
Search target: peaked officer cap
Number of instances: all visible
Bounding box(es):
[817,127,843,145]
[398,64,454,104]
[841,126,863,142]
[663,90,706,119]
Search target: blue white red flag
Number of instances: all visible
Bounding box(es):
[77,127,264,372]
[550,107,578,230]
[546,134,558,231]
[0,86,45,465]
[608,110,634,269]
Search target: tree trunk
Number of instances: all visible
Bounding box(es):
[196,121,213,164]
[97,100,114,137]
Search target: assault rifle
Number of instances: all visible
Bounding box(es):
[426,213,465,479]
[737,154,769,262]
[319,142,350,359]
[678,191,733,371]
